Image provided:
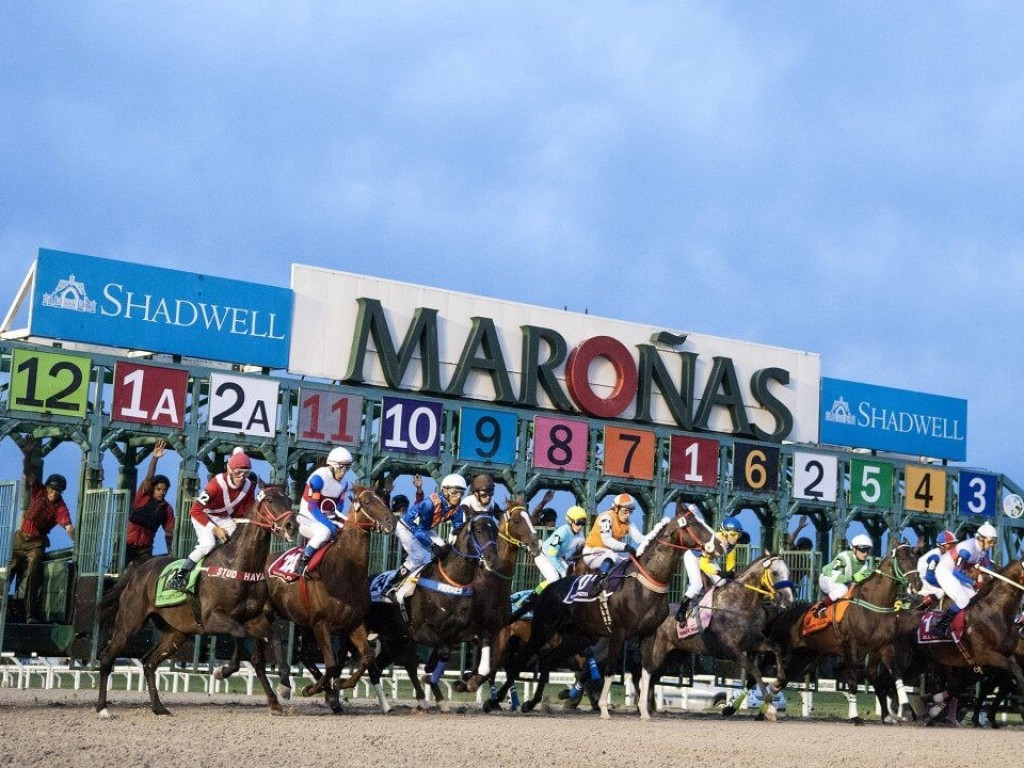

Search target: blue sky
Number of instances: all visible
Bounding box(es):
[3,4,1024,545]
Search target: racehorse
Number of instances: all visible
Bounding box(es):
[364,513,502,711]
[95,484,296,717]
[496,507,720,719]
[258,485,395,712]
[766,542,922,724]
[456,500,541,693]
[886,557,1024,723]
[637,554,795,720]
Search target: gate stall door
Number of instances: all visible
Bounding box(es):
[0,480,21,647]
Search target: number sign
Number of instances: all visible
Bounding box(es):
[732,442,779,493]
[380,395,442,456]
[792,452,838,502]
[10,347,91,417]
[958,470,997,518]
[849,459,893,507]
[532,415,588,472]
[903,465,947,514]
[458,406,517,465]
[207,372,280,438]
[112,361,188,428]
[668,435,719,488]
[602,426,655,480]
[298,387,362,446]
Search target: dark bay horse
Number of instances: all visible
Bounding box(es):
[767,543,922,724]
[260,485,394,712]
[638,554,795,720]
[457,502,541,693]
[364,513,502,711]
[498,508,719,719]
[886,557,1024,723]
[95,484,295,717]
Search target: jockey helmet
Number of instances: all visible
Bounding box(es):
[152,474,171,489]
[851,533,872,550]
[390,494,410,512]
[566,506,588,524]
[976,522,997,539]
[44,473,67,493]
[441,473,467,491]
[719,516,743,533]
[326,446,353,468]
[613,493,636,509]
[471,474,495,494]
[227,448,252,470]
[936,530,957,548]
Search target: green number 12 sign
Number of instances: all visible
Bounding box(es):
[10,348,91,417]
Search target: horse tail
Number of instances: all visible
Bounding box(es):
[98,568,131,629]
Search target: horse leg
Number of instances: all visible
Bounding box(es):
[141,628,188,716]
[336,624,371,690]
[425,647,450,712]
[214,636,243,682]
[520,666,549,713]
[248,634,283,715]
[310,623,343,713]
[638,632,669,720]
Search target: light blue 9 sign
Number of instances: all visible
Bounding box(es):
[458,406,518,465]
[958,470,997,518]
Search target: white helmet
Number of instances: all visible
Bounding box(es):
[976,522,998,539]
[327,446,353,468]
[850,534,872,550]
[441,473,467,491]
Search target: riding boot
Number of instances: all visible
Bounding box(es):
[933,606,959,638]
[294,552,310,578]
[167,560,195,591]
[674,596,692,623]
[385,564,412,598]
[593,560,613,590]
[814,596,834,618]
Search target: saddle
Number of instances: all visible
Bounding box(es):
[268,545,332,582]
[563,561,631,604]
[155,559,204,606]
[800,592,854,637]
[917,609,968,644]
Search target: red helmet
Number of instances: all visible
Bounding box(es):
[936,530,957,548]
[227,448,252,470]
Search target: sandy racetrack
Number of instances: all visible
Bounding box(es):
[0,687,1020,768]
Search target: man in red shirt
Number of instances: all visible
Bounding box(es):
[125,439,175,568]
[9,437,75,623]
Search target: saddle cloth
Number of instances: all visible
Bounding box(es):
[268,545,331,582]
[154,559,202,606]
[917,609,967,644]
[563,561,630,604]
[675,590,715,640]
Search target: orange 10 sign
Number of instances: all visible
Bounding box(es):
[602,426,655,480]
[669,435,719,488]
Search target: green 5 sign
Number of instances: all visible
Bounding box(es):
[849,459,894,508]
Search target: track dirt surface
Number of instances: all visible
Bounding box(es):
[1,688,1020,768]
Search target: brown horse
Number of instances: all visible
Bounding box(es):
[497,507,720,719]
[767,542,922,723]
[888,557,1024,722]
[364,513,502,711]
[638,554,796,720]
[260,485,394,712]
[457,501,541,693]
[95,484,296,717]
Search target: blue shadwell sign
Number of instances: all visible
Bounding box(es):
[820,378,967,461]
[31,249,292,369]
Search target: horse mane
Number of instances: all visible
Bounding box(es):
[637,517,670,557]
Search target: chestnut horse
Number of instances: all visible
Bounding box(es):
[767,543,922,723]
[496,508,720,719]
[95,484,296,717]
[638,554,796,720]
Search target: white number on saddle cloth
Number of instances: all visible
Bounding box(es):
[564,573,599,604]
[282,550,303,573]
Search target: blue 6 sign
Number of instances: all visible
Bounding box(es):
[380,395,443,456]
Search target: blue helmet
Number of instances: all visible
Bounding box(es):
[720,516,743,533]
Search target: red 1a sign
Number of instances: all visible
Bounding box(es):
[112,362,189,428]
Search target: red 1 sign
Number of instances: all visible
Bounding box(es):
[112,361,189,428]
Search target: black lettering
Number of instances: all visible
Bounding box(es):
[634,344,696,428]
[518,325,573,410]
[693,356,754,436]
[750,367,793,442]
[445,317,515,403]
[344,299,442,394]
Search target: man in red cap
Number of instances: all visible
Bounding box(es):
[166,447,258,591]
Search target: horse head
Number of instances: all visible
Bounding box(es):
[887,542,923,596]
[499,499,542,557]
[672,504,722,556]
[455,513,501,572]
[251,483,297,541]
[755,555,796,609]
[347,485,396,534]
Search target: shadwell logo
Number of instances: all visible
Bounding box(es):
[824,396,857,426]
[42,274,96,314]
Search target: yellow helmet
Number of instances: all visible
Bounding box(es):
[566,506,588,524]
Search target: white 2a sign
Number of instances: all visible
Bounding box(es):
[207,372,279,438]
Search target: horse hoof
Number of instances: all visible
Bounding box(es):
[851,717,866,726]
[153,707,172,716]
[276,684,292,700]
[482,699,501,713]
[97,708,112,720]
[521,701,536,714]
[213,668,225,680]
[269,704,284,716]
[452,681,468,693]
[722,706,736,717]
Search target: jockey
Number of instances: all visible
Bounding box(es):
[293,446,354,577]
[536,506,588,583]
[457,474,502,531]
[676,515,743,622]
[815,533,874,617]
[931,522,998,638]
[384,473,468,599]
[582,493,644,586]
[167,447,258,591]
[916,530,959,608]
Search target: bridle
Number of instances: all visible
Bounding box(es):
[247,486,295,538]
[497,505,536,549]
[345,488,389,532]
[656,512,718,553]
